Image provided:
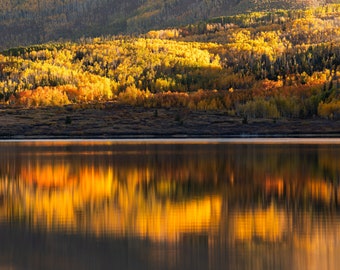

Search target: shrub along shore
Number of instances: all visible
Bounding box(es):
[1,103,340,139]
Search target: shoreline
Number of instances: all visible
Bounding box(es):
[1,103,340,140]
[3,134,340,140]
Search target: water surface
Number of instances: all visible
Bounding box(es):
[0,140,340,270]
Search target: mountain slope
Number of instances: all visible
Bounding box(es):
[0,0,337,49]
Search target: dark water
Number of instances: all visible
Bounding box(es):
[0,140,340,270]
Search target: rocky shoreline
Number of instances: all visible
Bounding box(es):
[1,103,340,139]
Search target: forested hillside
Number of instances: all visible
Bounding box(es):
[0,4,339,120]
[0,0,337,49]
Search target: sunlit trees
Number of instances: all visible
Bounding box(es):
[0,4,339,119]
[318,101,340,119]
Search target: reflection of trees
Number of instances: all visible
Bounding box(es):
[0,148,222,241]
[1,142,340,246]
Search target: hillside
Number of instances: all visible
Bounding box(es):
[0,4,339,124]
[0,0,337,49]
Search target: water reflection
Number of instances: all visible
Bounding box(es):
[0,141,340,269]
[0,142,223,241]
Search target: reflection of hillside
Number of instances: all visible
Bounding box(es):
[1,142,340,248]
[0,161,221,242]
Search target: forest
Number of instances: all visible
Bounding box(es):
[0,4,339,120]
[1,0,335,50]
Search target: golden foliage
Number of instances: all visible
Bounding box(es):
[0,4,339,119]
[318,100,340,119]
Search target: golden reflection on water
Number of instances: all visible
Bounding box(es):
[1,141,340,253]
[231,203,288,242]
[0,157,221,241]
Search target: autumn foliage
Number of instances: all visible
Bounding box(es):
[0,4,339,119]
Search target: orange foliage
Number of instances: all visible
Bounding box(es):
[16,86,71,106]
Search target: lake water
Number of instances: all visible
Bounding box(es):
[1,139,340,270]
